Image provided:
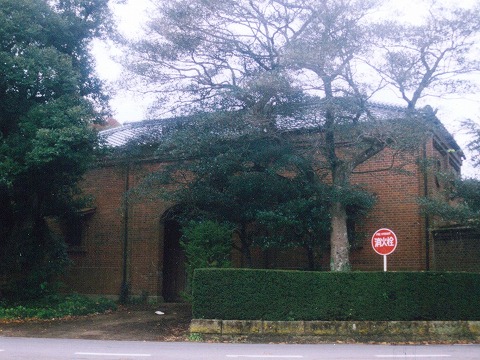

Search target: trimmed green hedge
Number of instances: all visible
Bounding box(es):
[192,269,480,321]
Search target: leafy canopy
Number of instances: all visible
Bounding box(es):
[0,0,111,299]
[129,113,374,269]
[118,0,480,271]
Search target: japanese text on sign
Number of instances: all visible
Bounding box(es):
[371,228,397,256]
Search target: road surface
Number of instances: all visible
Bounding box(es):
[0,337,479,359]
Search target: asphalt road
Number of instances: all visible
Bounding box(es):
[1,338,480,360]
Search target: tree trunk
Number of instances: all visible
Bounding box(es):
[322,79,353,271]
[330,201,350,271]
[329,162,353,272]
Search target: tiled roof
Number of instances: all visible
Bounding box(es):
[99,102,461,153]
[99,117,176,147]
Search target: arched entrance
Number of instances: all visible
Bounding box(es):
[162,218,186,302]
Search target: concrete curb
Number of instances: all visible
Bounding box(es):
[190,319,480,342]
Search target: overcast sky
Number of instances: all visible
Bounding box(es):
[93,0,480,177]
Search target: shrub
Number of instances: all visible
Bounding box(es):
[180,220,233,298]
[0,294,116,320]
[192,269,480,321]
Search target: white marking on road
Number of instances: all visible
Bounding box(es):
[376,356,451,358]
[75,352,151,357]
[227,356,303,359]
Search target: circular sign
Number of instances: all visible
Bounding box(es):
[371,228,397,256]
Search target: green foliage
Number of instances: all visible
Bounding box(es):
[192,269,480,321]
[180,220,233,297]
[255,185,331,270]
[2,233,71,301]
[455,178,480,214]
[464,119,480,169]
[420,174,480,228]
[188,333,204,342]
[133,116,333,266]
[257,196,330,247]
[0,0,111,298]
[416,120,480,228]
[120,0,472,271]
[0,294,116,320]
[131,113,376,269]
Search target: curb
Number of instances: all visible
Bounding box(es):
[190,319,480,342]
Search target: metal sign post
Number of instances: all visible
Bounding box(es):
[371,228,398,272]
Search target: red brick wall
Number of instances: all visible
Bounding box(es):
[126,162,167,299]
[350,148,427,270]
[67,135,461,298]
[432,228,480,271]
[64,161,170,299]
[64,164,126,295]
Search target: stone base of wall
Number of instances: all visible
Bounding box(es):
[190,319,480,343]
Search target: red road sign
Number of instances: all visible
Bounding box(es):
[371,228,397,256]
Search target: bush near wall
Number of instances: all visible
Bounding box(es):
[192,269,480,321]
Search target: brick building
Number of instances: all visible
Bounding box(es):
[63,104,470,301]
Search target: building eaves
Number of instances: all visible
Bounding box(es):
[98,102,463,157]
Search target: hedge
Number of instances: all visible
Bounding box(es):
[192,269,480,321]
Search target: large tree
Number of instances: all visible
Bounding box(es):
[119,0,480,270]
[371,4,480,110]
[128,112,375,270]
[133,114,336,268]
[0,0,111,297]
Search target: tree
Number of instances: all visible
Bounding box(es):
[119,0,306,121]
[464,119,480,171]
[130,113,332,267]
[419,177,480,228]
[119,0,480,270]
[371,4,480,110]
[0,0,111,298]
[419,120,480,227]
[180,220,233,298]
[129,113,375,270]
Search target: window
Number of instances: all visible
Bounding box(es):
[64,216,83,247]
[433,138,461,178]
[62,208,95,249]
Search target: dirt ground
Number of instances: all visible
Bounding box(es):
[0,303,192,342]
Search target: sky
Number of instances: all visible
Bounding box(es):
[93,0,480,177]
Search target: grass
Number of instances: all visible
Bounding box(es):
[0,294,117,320]
[188,332,204,342]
